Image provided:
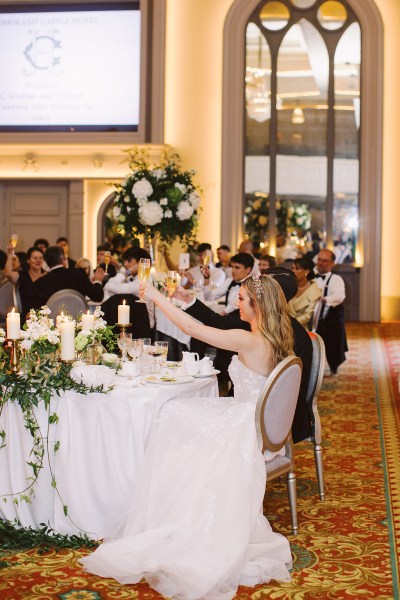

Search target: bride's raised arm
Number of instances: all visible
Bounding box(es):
[142,282,252,354]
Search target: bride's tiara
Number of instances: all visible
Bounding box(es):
[251,275,264,300]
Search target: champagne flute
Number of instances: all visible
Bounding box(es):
[103,251,112,273]
[202,249,212,266]
[136,258,151,303]
[10,234,18,255]
[166,270,178,301]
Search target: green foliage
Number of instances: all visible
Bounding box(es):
[0,519,99,553]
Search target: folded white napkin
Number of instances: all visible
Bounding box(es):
[70,365,117,389]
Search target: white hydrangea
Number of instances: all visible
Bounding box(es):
[188,191,200,210]
[160,197,168,206]
[164,209,173,218]
[139,201,164,226]
[175,182,187,194]
[113,206,121,219]
[152,168,165,180]
[176,201,194,221]
[137,198,147,207]
[132,178,153,200]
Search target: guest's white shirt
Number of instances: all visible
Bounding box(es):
[187,265,226,288]
[104,271,155,327]
[202,278,242,314]
[315,271,345,318]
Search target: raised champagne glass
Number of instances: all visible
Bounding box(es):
[10,234,18,255]
[136,258,151,303]
[166,270,178,301]
[202,249,212,266]
[103,250,112,273]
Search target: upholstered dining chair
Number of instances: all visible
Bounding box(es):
[305,332,326,501]
[255,355,302,535]
[46,289,89,320]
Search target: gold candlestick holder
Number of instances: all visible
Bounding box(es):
[117,323,132,335]
[5,338,22,374]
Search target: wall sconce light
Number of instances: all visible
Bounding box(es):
[291,106,305,124]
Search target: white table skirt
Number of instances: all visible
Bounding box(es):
[0,376,218,539]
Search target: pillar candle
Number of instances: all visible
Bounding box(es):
[81,311,95,331]
[6,309,20,339]
[56,312,65,328]
[118,301,130,324]
[60,320,76,361]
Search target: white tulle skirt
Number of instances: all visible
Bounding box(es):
[81,396,292,599]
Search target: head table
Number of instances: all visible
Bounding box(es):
[0,372,218,540]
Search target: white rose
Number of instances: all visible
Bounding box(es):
[160,197,168,206]
[113,206,121,219]
[123,195,131,203]
[176,200,194,221]
[132,178,153,200]
[164,209,173,218]
[188,191,200,210]
[152,168,165,180]
[175,182,187,194]
[138,201,164,226]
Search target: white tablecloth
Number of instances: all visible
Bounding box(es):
[0,375,218,539]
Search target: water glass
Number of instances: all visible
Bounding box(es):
[117,332,132,362]
[155,341,169,365]
[128,339,144,362]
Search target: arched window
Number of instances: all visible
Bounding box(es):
[222,0,383,321]
[244,0,360,264]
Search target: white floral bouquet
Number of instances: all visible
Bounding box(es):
[20,306,60,355]
[287,202,312,232]
[112,147,201,244]
[75,306,116,353]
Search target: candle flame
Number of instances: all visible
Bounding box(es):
[11,308,15,315]
[123,299,126,305]
[87,310,90,315]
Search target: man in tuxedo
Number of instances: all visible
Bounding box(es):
[32,246,105,309]
[315,249,348,374]
[176,267,312,444]
[201,252,254,315]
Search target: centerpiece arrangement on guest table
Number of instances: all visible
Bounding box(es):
[111,146,202,250]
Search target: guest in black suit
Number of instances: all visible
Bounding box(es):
[176,268,312,444]
[32,246,105,309]
[56,237,76,268]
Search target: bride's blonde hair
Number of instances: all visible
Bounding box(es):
[242,274,294,366]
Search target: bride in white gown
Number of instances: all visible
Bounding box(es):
[81,275,294,599]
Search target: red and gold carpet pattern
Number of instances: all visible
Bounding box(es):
[1,323,399,599]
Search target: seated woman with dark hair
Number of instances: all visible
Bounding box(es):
[288,256,322,328]
[5,244,46,320]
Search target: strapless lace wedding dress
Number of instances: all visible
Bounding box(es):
[81,356,292,599]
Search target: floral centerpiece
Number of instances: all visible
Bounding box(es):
[287,202,312,232]
[75,306,116,355]
[111,146,201,245]
[20,307,60,366]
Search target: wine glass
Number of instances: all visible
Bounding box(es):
[136,258,151,303]
[155,340,169,367]
[10,234,18,255]
[166,270,178,301]
[103,251,112,273]
[127,338,144,362]
[117,332,132,362]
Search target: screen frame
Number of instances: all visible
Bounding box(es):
[0,0,152,144]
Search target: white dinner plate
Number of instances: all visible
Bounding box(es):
[193,369,220,378]
[145,375,194,385]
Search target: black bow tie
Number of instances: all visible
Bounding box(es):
[227,280,241,290]
[316,274,326,280]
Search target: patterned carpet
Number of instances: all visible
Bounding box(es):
[1,322,399,600]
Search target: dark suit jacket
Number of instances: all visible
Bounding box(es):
[32,266,104,308]
[185,299,312,443]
